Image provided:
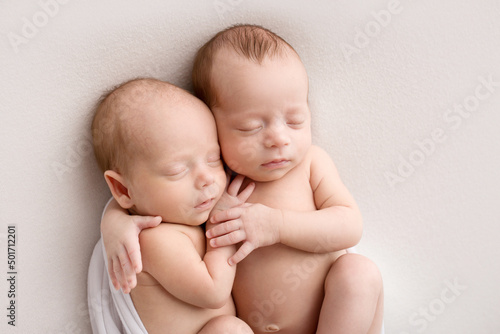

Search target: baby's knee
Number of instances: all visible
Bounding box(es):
[326,254,383,296]
[199,315,253,334]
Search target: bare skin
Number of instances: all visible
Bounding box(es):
[132,223,251,334]
[100,27,384,333]
[94,79,253,334]
[212,147,383,334]
[230,147,345,333]
[204,50,384,333]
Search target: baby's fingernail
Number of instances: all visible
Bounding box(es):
[210,239,216,247]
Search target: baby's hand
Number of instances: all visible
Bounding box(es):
[207,203,283,265]
[209,175,255,218]
[102,213,161,293]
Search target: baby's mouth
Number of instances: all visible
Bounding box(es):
[195,198,214,210]
[261,159,290,169]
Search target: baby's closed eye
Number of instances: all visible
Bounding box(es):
[286,115,306,128]
[207,155,223,167]
[236,121,263,133]
[163,165,188,179]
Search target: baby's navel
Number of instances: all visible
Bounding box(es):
[265,324,280,332]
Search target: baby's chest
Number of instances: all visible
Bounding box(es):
[249,170,316,211]
[176,225,206,257]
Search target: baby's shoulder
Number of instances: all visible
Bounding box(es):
[306,145,338,185]
[305,145,333,168]
[309,144,330,157]
[139,223,204,249]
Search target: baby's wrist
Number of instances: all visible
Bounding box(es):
[274,208,285,244]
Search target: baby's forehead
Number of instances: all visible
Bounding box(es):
[112,82,195,122]
[211,47,304,84]
[111,79,178,109]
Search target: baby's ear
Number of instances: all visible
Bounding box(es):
[104,170,134,209]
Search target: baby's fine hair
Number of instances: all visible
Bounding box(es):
[91,77,167,175]
[192,24,298,108]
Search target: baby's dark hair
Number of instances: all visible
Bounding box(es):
[192,24,298,108]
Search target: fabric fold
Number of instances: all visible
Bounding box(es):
[87,239,148,334]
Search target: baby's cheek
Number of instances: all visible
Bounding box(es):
[234,141,259,165]
[216,174,227,197]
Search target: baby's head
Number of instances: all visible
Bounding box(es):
[193,24,312,182]
[92,78,226,225]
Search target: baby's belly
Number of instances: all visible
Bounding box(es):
[233,244,345,333]
[132,276,236,334]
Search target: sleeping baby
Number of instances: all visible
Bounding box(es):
[91,77,253,333]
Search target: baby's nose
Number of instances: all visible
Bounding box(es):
[195,165,215,189]
[264,123,290,148]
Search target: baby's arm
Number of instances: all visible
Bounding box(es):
[279,145,363,251]
[140,225,236,309]
[101,199,161,293]
[208,145,363,263]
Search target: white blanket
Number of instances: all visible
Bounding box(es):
[87,238,148,334]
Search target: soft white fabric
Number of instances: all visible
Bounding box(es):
[87,239,148,334]
[87,198,148,334]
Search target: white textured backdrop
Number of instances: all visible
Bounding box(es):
[1,0,499,333]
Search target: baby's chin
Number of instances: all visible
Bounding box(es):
[186,211,212,226]
[227,160,296,183]
[244,168,292,183]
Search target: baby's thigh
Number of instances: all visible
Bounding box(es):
[325,253,383,294]
[198,315,253,334]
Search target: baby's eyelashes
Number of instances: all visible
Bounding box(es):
[207,156,223,167]
[163,166,188,179]
[237,126,262,133]
[235,120,263,133]
[286,115,306,127]
[286,120,305,128]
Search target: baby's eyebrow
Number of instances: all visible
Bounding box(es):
[154,157,187,169]
[286,110,308,117]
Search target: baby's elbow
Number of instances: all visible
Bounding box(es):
[197,285,231,309]
[208,298,229,310]
[349,211,364,247]
[202,292,230,309]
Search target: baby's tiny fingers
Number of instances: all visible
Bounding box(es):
[113,258,128,292]
[210,230,246,248]
[122,260,137,291]
[126,245,143,274]
[227,175,245,196]
[210,207,242,224]
[229,241,255,265]
[206,219,241,238]
[118,250,134,276]
[237,182,255,203]
[108,258,119,290]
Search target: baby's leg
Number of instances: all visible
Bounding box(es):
[198,315,253,334]
[316,253,384,334]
